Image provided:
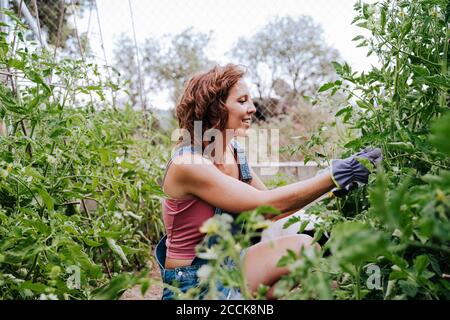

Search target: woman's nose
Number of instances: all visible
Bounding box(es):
[247,102,256,115]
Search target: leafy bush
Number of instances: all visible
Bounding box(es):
[0,12,169,299]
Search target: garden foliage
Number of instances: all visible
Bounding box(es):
[0,12,169,299]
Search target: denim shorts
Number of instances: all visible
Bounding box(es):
[156,236,246,300]
[160,259,243,300]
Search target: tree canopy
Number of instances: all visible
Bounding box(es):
[230,15,340,99]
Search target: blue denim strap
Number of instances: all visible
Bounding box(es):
[161,145,202,186]
[208,140,253,244]
[172,145,202,158]
[155,234,208,272]
[231,139,253,183]
[154,235,167,280]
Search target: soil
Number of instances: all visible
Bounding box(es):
[119,251,163,300]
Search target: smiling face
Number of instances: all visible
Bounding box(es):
[224,78,256,137]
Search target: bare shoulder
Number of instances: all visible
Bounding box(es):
[170,152,215,174]
[163,153,216,198]
[165,152,266,213]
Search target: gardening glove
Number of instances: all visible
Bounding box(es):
[316,167,358,198]
[330,147,383,190]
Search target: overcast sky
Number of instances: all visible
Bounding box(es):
[80,0,378,109]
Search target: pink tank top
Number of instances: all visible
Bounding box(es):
[162,196,214,259]
[162,155,215,260]
[161,142,251,260]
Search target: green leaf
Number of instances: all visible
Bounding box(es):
[331,61,343,74]
[95,90,105,101]
[298,220,310,233]
[344,139,362,150]
[99,149,111,166]
[282,216,301,229]
[107,196,117,211]
[388,177,411,231]
[50,127,70,139]
[356,40,368,48]
[410,64,430,77]
[399,280,418,297]
[417,75,450,88]
[92,274,135,300]
[352,35,365,41]
[106,238,130,265]
[83,237,103,248]
[401,20,413,38]
[7,58,25,69]
[3,11,27,28]
[0,211,8,224]
[20,281,49,294]
[355,156,374,172]
[140,279,150,296]
[62,244,101,278]
[327,221,389,266]
[335,105,353,117]
[387,142,415,153]
[318,82,335,92]
[0,85,26,114]
[356,22,369,29]
[85,85,102,91]
[24,166,44,181]
[356,100,370,109]
[413,255,429,275]
[430,112,450,155]
[362,3,369,18]
[380,6,387,32]
[252,205,280,217]
[277,249,297,267]
[389,269,408,281]
[22,219,51,235]
[35,187,54,212]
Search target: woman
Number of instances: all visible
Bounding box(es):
[155,64,382,300]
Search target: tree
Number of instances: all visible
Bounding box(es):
[12,0,93,48]
[113,33,162,109]
[230,36,271,100]
[151,27,213,105]
[113,28,213,109]
[230,15,340,100]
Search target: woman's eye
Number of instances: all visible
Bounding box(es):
[238,100,246,104]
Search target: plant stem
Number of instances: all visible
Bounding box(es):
[9,174,41,208]
[24,252,40,281]
[409,241,450,254]
[439,23,449,109]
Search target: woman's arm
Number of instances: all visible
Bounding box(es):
[171,153,334,214]
[249,166,282,219]
[249,166,268,191]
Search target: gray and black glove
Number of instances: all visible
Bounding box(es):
[330,147,383,192]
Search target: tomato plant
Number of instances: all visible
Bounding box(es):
[0,12,169,299]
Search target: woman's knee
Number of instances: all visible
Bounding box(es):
[273,233,321,252]
[297,233,321,251]
[267,234,321,258]
[245,234,319,264]
[242,233,320,293]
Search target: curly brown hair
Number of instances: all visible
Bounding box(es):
[175,64,247,148]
